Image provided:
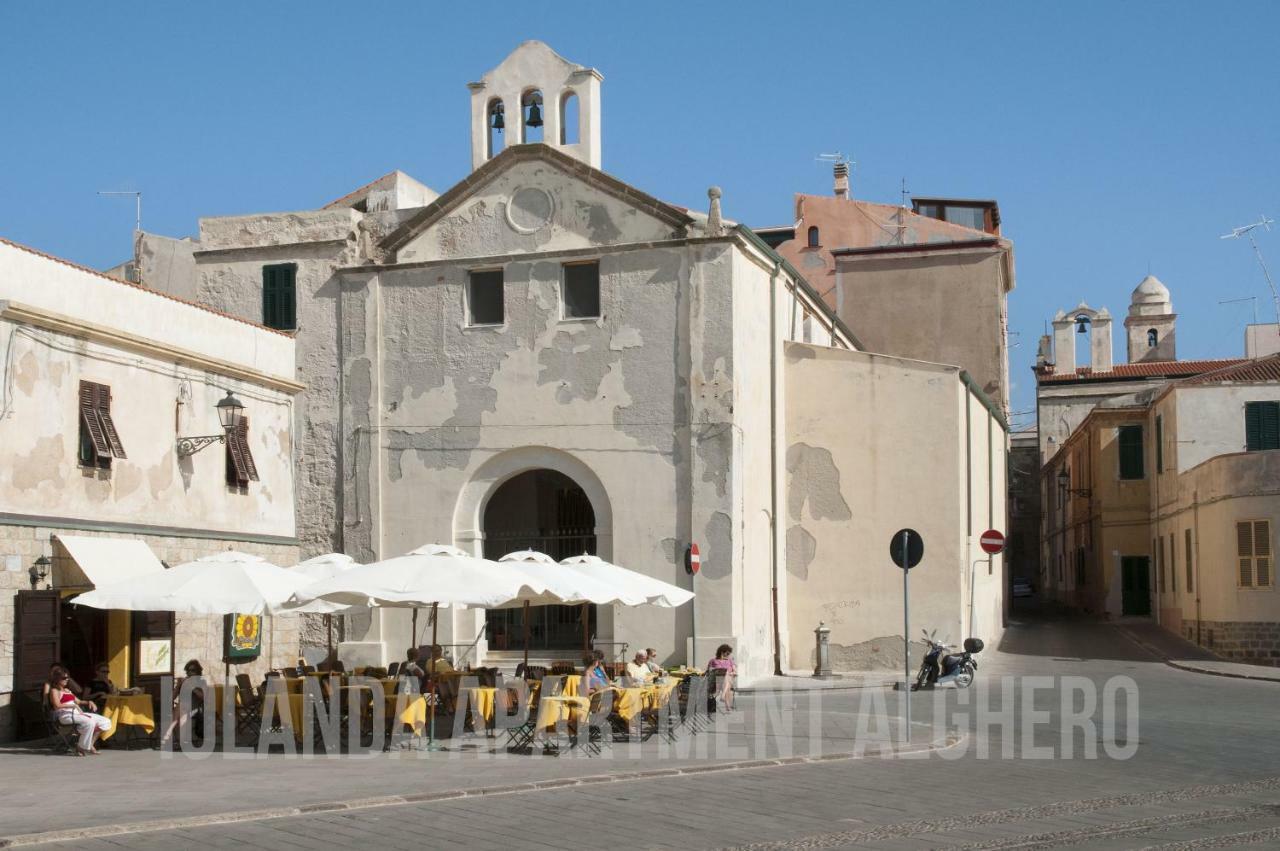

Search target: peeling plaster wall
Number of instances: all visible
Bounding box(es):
[396,159,674,264]
[783,344,1005,670]
[192,212,360,558]
[0,320,295,534]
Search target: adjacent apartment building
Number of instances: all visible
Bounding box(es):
[1042,353,1280,664]
[0,237,302,740]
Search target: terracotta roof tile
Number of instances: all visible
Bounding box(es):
[1179,353,1280,385]
[1038,358,1247,384]
[0,235,293,337]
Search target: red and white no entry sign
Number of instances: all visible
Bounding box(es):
[979,529,1006,555]
[685,543,701,575]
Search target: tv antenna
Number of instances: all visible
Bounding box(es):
[1221,216,1277,323]
[98,190,142,233]
[815,152,853,169]
[1218,296,1258,325]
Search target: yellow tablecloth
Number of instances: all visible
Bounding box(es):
[465,687,497,725]
[262,692,306,735]
[211,683,243,708]
[611,687,645,723]
[562,675,581,697]
[535,695,589,733]
[385,693,428,733]
[100,694,155,741]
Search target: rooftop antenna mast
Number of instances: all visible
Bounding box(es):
[1221,216,1277,323]
[97,190,142,233]
[1218,296,1259,325]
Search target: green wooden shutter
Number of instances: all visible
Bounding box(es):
[262,266,276,328]
[1263,403,1280,451]
[1246,403,1262,451]
[280,266,296,330]
[1118,425,1144,479]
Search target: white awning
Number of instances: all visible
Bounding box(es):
[53,535,166,591]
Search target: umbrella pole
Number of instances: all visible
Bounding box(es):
[427,602,439,749]
[412,607,419,646]
[581,602,589,655]
[326,613,333,665]
[523,601,530,671]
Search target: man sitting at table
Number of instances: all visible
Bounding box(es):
[400,647,425,679]
[85,662,119,707]
[427,645,454,675]
[625,651,653,683]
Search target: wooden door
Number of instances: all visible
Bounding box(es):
[13,590,60,739]
[1121,557,1151,616]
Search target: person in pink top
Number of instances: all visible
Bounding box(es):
[705,644,737,711]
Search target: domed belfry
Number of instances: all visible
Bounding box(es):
[1125,275,1176,363]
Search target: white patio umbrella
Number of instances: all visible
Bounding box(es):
[292,543,549,746]
[493,550,649,668]
[559,554,694,608]
[71,550,313,682]
[282,553,363,661]
[72,550,309,616]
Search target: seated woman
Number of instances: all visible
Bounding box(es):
[48,665,110,755]
[160,659,207,747]
[85,663,118,708]
[581,652,611,694]
[706,644,737,712]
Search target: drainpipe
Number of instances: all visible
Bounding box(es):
[769,260,784,676]
[1153,451,1161,627]
[1193,489,1202,646]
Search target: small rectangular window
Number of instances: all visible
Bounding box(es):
[1155,415,1164,473]
[1156,536,1164,592]
[1185,528,1194,593]
[1118,425,1144,480]
[1237,519,1272,588]
[1169,533,1177,593]
[562,261,600,319]
[225,418,259,487]
[1245,401,1280,451]
[78,380,126,468]
[262,264,297,331]
[467,269,504,326]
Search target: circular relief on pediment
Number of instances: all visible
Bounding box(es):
[506,186,554,234]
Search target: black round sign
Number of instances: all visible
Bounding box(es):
[890,528,924,569]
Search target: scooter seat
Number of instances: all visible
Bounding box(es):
[942,654,965,670]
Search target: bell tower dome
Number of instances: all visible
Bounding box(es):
[468,41,603,171]
[1125,274,1176,363]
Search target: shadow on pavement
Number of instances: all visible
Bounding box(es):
[995,598,1157,663]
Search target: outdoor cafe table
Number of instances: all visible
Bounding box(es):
[535,694,589,734]
[99,693,155,741]
[340,685,428,734]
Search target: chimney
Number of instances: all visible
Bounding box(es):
[833,162,849,200]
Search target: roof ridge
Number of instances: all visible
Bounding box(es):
[0,235,293,338]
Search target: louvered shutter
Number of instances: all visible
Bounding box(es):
[263,266,279,328]
[1263,404,1280,451]
[236,419,259,482]
[1185,528,1194,593]
[1255,521,1272,587]
[227,424,251,485]
[1238,521,1254,587]
[79,381,112,456]
[93,384,127,458]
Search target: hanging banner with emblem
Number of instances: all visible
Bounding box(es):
[223,613,262,660]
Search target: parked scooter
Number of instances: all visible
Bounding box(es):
[911,630,983,690]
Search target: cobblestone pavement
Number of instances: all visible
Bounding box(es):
[9,604,1280,849]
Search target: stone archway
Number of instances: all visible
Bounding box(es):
[453,447,614,656]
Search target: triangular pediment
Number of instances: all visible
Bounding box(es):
[381,144,692,263]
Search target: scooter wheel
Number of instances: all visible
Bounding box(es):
[955,665,975,689]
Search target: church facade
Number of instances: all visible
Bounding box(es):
[130,42,1007,679]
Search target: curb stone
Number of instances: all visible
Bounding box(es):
[0,736,962,848]
[1113,625,1280,684]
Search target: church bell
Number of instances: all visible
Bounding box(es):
[526,101,543,128]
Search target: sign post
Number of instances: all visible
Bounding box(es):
[973,529,1006,638]
[686,544,700,667]
[890,528,923,744]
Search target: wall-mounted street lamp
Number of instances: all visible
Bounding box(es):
[1056,468,1091,498]
[176,391,245,457]
[30,555,50,588]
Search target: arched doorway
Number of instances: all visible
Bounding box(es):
[482,469,596,651]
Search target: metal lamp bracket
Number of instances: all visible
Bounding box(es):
[176,434,226,457]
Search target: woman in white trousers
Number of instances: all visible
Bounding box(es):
[48,667,110,754]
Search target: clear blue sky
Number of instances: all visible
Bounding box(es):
[4,2,1279,423]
